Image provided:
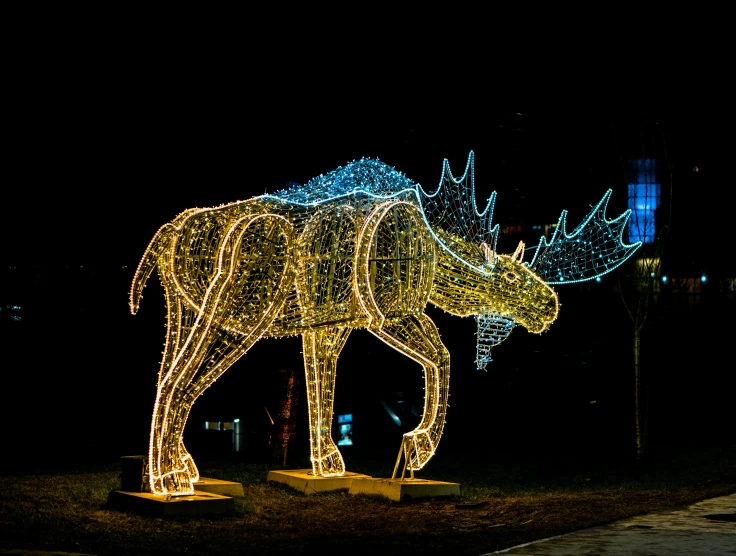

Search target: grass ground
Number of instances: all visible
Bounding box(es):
[1,442,734,556]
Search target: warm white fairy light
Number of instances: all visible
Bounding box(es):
[130,152,639,496]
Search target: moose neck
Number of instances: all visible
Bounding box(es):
[428,239,497,317]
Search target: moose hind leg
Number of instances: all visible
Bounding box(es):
[370,313,450,475]
[149,213,295,495]
[302,327,351,476]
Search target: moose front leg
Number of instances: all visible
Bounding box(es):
[370,313,450,477]
[302,326,352,476]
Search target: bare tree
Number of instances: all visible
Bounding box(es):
[615,122,673,460]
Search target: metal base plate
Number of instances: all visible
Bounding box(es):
[267,469,372,495]
[106,489,234,516]
[193,477,244,497]
[348,477,460,502]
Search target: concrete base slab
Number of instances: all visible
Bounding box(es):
[193,477,244,497]
[348,477,461,502]
[106,489,234,516]
[267,469,372,495]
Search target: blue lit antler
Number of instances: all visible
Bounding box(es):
[529,189,642,284]
[418,151,498,269]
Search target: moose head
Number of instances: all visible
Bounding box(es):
[417,151,640,369]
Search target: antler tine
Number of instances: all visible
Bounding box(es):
[530,189,642,284]
[418,151,499,268]
[512,241,525,263]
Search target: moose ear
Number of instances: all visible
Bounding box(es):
[480,242,495,262]
[512,241,525,263]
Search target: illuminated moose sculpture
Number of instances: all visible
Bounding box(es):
[130,152,640,496]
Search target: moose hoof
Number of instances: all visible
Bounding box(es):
[403,430,434,470]
[313,447,345,477]
[151,469,195,496]
[179,444,199,481]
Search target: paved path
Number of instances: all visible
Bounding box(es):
[1,493,733,556]
[483,492,736,555]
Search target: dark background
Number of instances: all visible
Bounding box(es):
[2,19,733,474]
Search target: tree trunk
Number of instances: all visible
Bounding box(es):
[633,327,645,460]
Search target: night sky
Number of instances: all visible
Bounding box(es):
[3,26,734,471]
[6,27,732,267]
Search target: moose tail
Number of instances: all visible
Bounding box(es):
[129,222,176,315]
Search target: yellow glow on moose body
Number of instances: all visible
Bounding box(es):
[130,152,640,496]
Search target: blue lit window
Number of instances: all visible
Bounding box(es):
[338,424,353,446]
[627,159,660,244]
[337,415,353,445]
